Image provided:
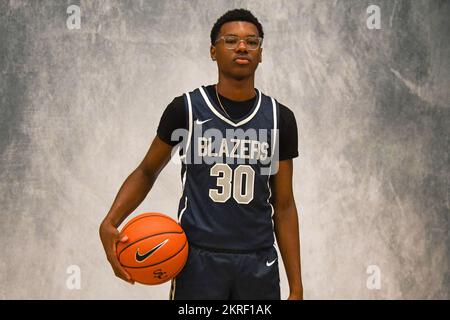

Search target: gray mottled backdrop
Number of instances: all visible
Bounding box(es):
[0,0,448,299]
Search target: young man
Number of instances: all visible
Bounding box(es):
[99,9,303,300]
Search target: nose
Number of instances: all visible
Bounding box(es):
[236,40,248,52]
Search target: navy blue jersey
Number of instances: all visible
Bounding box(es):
[176,85,279,251]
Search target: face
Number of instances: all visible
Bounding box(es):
[210,21,263,80]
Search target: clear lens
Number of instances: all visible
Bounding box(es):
[220,36,261,50]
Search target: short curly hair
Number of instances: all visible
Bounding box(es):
[210,9,264,45]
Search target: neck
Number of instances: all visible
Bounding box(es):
[216,74,256,101]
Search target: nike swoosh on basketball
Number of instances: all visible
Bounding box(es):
[266,258,277,267]
[195,118,212,125]
[135,239,169,262]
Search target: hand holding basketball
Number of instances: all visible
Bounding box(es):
[99,218,135,284]
[116,212,189,285]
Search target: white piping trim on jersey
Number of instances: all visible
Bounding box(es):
[178,196,188,224]
[199,86,262,127]
[181,169,186,190]
[180,92,193,160]
[267,97,278,229]
[271,97,278,159]
[179,92,192,226]
[169,278,176,300]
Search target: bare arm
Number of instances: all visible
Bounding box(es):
[99,136,173,283]
[102,136,173,227]
[272,159,303,299]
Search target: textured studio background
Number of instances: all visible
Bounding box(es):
[0,0,449,299]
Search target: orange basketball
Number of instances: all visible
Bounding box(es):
[116,212,189,285]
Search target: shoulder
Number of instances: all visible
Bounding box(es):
[170,85,208,107]
[171,94,185,107]
[277,102,296,121]
[260,91,296,120]
[168,85,207,110]
[162,94,185,117]
[159,92,189,125]
[277,102,297,135]
[184,84,212,96]
[266,95,297,125]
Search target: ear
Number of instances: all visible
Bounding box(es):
[210,45,216,61]
[259,47,263,63]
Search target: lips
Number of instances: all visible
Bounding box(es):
[234,56,251,65]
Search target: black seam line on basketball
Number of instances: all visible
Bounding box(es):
[121,214,178,233]
[121,239,188,269]
[118,231,184,257]
[121,214,177,231]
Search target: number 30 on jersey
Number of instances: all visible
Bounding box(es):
[209,164,255,204]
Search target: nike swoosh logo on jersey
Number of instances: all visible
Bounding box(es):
[266,258,277,267]
[195,118,212,125]
[135,239,169,262]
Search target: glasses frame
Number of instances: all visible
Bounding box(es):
[214,35,263,50]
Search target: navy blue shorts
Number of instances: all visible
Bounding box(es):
[169,244,280,300]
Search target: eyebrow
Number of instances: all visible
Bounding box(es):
[224,33,258,37]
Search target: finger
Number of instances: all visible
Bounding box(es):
[118,271,134,284]
[113,264,133,283]
[113,229,121,241]
[109,241,130,279]
[109,255,132,281]
[108,236,133,282]
[115,271,135,284]
[111,236,131,279]
[117,265,132,281]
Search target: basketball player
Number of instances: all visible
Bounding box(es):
[99,9,303,300]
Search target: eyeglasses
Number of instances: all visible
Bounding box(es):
[214,35,263,50]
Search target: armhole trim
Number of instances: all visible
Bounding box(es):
[271,97,278,158]
[180,92,193,160]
